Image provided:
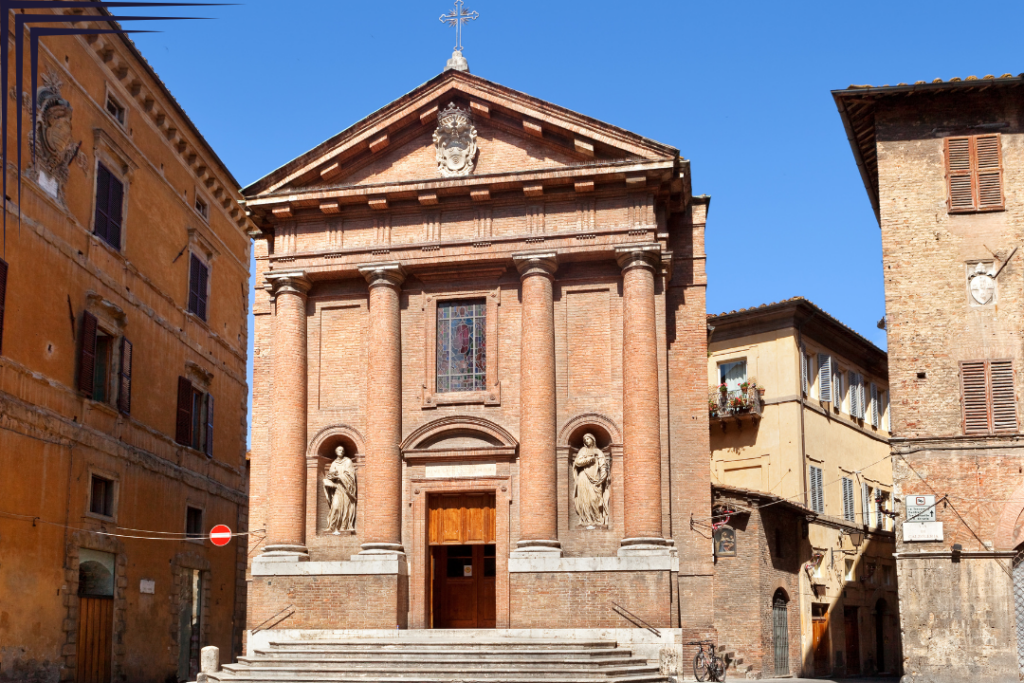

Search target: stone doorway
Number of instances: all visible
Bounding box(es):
[427,493,497,628]
[844,606,861,676]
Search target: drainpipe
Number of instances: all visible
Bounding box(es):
[796,312,818,508]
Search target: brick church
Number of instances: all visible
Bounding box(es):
[244,51,711,643]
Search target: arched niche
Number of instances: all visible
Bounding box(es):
[307,424,366,462]
[558,413,621,450]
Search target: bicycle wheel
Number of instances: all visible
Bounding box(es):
[694,653,711,682]
[712,655,727,681]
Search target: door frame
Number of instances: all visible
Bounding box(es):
[409,479,510,629]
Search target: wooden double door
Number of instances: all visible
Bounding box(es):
[428,493,496,629]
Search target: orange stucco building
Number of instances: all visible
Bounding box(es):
[0,7,251,683]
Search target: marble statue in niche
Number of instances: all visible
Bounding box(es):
[32,71,80,201]
[433,102,477,177]
[573,433,610,527]
[323,446,357,533]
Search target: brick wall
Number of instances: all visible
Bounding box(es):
[249,574,409,630]
[509,571,672,629]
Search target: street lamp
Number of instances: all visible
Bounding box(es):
[845,529,864,548]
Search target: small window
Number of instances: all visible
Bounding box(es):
[176,377,214,456]
[809,465,824,513]
[812,556,823,579]
[862,483,872,528]
[719,360,747,392]
[961,360,1018,435]
[876,491,889,531]
[94,163,124,250]
[842,477,855,522]
[817,354,832,403]
[774,529,784,558]
[833,370,844,412]
[867,562,877,583]
[436,299,486,392]
[194,195,208,219]
[90,475,115,517]
[186,506,204,540]
[845,559,855,582]
[188,254,209,321]
[105,93,125,125]
[945,134,1003,213]
[883,564,893,586]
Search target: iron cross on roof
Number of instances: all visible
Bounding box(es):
[439,0,479,52]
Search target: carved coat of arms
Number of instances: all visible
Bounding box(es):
[968,262,997,305]
[433,102,477,177]
[32,71,80,200]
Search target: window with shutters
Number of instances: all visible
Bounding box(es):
[187,254,210,321]
[76,311,132,414]
[105,93,125,126]
[93,163,125,250]
[842,477,855,522]
[862,482,871,527]
[870,384,880,427]
[0,257,7,356]
[176,376,214,456]
[817,354,832,403]
[800,351,808,396]
[960,360,1018,435]
[809,465,824,513]
[945,134,1004,213]
[833,369,844,412]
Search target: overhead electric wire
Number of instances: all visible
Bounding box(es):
[0,508,262,542]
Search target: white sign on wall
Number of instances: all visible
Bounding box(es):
[903,521,944,542]
[139,579,155,594]
[424,462,497,479]
[906,495,936,523]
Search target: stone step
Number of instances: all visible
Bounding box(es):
[266,639,620,650]
[254,647,631,659]
[220,664,661,677]
[209,674,667,683]
[239,656,646,668]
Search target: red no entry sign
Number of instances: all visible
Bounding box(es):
[209,524,232,546]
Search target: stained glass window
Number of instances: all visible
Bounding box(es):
[437,299,486,392]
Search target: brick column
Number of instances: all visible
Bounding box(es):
[263,271,311,560]
[512,253,561,556]
[616,246,668,555]
[358,263,406,556]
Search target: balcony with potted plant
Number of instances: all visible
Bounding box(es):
[708,379,764,430]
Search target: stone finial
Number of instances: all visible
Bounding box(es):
[445,49,469,72]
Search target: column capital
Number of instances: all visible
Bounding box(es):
[266,270,311,296]
[615,244,662,272]
[513,252,558,279]
[359,262,406,289]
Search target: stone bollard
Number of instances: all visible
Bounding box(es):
[195,645,219,682]
[659,645,683,675]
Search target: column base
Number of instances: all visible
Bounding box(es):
[510,539,562,557]
[618,537,672,557]
[356,542,406,559]
[256,545,309,563]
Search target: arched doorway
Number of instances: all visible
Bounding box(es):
[875,598,888,673]
[772,588,790,675]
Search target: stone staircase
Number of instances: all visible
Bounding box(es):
[209,638,670,682]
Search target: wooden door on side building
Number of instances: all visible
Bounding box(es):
[844,606,861,675]
[812,604,831,677]
[77,550,115,683]
[428,493,496,628]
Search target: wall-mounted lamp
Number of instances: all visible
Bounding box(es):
[844,529,864,548]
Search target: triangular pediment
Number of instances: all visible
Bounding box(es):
[243,70,678,198]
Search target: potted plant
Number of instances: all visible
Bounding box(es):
[718,382,729,394]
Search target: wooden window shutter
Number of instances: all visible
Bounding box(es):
[870,383,879,427]
[817,354,832,403]
[800,351,808,395]
[975,134,1004,210]
[946,136,974,211]
[117,338,132,415]
[0,257,7,355]
[842,478,855,522]
[861,482,869,526]
[176,376,194,445]
[77,311,98,395]
[809,466,823,513]
[990,360,1017,432]
[107,174,124,248]
[94,164,111,244]
[204,393,214,457]
[188,254,201,315]
[946,134,1004,213]
[196,260,208,321]
[961,360,991,434]
[850,372,861,417]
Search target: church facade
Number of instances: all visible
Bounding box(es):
[244,64,711,639]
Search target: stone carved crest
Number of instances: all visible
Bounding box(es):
[968,262,997,305]
[433,102,477,177]
[32,71,79,200]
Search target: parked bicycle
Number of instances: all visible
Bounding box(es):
[688,639,726,682]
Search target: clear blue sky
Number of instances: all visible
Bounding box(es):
[124,0,1024,441]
